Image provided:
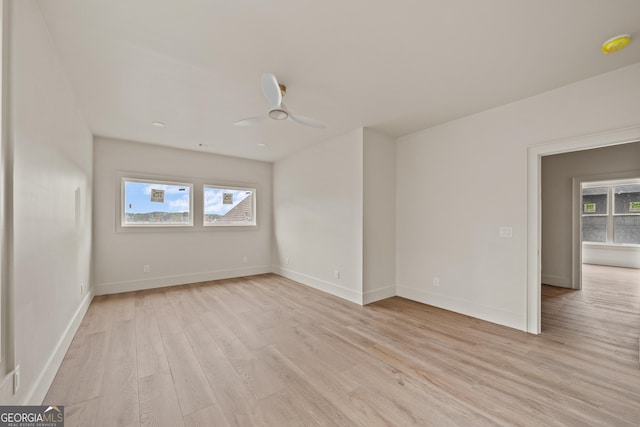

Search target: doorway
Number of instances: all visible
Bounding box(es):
[540,143,640,291]
[528,127,640,334]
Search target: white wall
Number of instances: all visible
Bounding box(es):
[272,129,364,303]
[397,62,640,331]
[363,129,396,303]
[0,0,93,404]
[542,143,640,285]
[0,0,10,386]
[272,128,396,305]
[92,137,272,294]
[582,244,640,269]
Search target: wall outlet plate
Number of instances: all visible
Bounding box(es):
[500,227,513,238]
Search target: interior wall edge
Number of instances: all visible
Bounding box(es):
[362,285,396,305]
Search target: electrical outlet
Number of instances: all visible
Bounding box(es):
[242,256,248,264]
[143,265,150,273]
[334,270,341,280]
[285,257,290,265]
[433,277,440,286]
[13,365,20,394]
[80,282,84,296]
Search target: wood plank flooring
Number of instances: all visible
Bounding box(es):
[44,266,640,426]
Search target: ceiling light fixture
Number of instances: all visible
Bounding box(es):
[601,34,631,54]
[152,121,166,127]
[257,143,266,147]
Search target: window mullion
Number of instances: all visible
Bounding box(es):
[607,186,614,244]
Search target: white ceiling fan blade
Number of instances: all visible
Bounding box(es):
[261,73,282,109]
[234,115,268,126]
[289,114,328,129]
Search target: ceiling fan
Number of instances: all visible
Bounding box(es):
[234,73,327,128]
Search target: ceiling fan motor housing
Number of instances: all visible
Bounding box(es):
[268,108,289,120]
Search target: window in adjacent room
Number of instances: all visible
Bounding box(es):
[122,178,193,226]
[581,186,608,243]
[613,184,640,244]
[581,180,640,245]
[203,185,256,226]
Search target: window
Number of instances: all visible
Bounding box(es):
[122,178,193,226]
[581,187,607,243]
[613,184,640,244]
[581,180,640,245]
[204,185,256,226]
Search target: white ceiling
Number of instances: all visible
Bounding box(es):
[37,0,640,162]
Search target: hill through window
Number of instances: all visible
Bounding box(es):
[122,178,193,227]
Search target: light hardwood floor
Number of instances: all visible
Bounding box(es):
[45,266,640,426]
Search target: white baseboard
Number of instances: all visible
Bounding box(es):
[272,266,363,305]
[582,244,640,269]
[363,285,395,304]
[396,285,526,332]
[25,290,94,405]
[541,274,572,288]
[94,265,271,295]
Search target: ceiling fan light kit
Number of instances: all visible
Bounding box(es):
[234,73,327,128]
[268,108,289,120]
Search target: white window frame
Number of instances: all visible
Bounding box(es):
[203,184,256,227]
[581,185,609,243]
[582,178,640,246]
[121,177,194,228]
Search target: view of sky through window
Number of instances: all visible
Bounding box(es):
[204,187,251,216]
[125,181,190,213]
[122,179,254,226]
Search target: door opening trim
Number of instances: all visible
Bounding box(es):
[527,125,640,334]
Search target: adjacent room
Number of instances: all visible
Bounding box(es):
[1,0,639,425]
